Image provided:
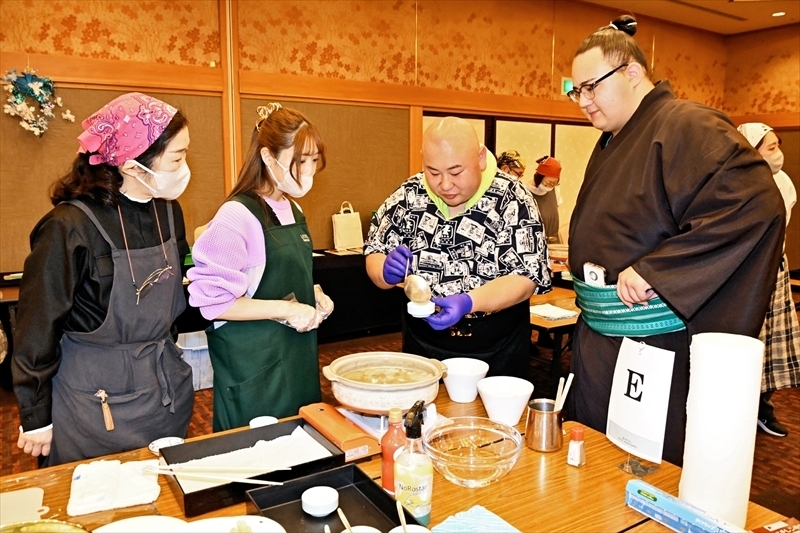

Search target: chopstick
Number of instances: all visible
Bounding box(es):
[161,465,290,474]
[555,373,574,412]
[397,500,408,533]
[144,466,283,486]
[555,377,565,409]
[338,507,354,533]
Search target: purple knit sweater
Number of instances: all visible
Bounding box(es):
[187,197,296,320]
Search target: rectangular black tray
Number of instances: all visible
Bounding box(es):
[246,464,423,532]
[160,419,345,517]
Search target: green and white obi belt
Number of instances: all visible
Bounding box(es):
[573,278,686,337]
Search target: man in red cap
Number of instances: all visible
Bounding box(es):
[529,155,563,244]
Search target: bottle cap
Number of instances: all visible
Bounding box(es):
[404,400,426,439]
[570,426,584,441]
[388,407,402,423]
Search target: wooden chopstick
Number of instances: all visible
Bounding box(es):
[162,465,290,473]
[145,467,283,486]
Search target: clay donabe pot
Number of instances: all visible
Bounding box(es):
[322,352,447,415]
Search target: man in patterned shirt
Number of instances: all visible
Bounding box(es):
[364,117,552,380]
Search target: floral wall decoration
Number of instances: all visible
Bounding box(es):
[2,67,75,137]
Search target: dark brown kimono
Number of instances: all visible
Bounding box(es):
[567,81,785,466]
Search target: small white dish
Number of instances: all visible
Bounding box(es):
[249,416,279,429]
[389,525,431,533]
[148,436,185,456]
[95,515,188,532]
[177,515,285,532]
[407,300,435,318]
[301,485,338,517]
[341,527,381,533]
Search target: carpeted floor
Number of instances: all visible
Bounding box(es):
[2,330,799,519]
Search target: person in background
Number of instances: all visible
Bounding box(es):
[188,103,333,431]
[498,151,563,243]
[738,122,799,438]
[13,93,195,466]
[364,117,551,380]
[566,15,785,465]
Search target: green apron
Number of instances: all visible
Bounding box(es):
[206,195,320,431]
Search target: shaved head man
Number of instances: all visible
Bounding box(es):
[364,117,552,380]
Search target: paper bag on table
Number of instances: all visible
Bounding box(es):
[332,201,364,251]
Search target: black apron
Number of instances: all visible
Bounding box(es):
[402,301,531,381]
[47,200,193,466]
[206,195,320,431]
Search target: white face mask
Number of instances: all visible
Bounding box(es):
[269,157,314,198]
[764,150,784,175]
[130,160,191,200]
[529,182,555,196]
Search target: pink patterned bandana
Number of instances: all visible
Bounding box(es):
[77,92,177,166]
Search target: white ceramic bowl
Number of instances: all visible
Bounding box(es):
[441,358,490,403]
[300,486,338,518]
[340,527,381,533]
[477,376,534,426]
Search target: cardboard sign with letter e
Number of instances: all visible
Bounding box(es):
[606,337,675,464]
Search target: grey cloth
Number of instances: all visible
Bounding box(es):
[46,200,193,466]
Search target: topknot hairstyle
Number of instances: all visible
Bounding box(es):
[575,15,652,79]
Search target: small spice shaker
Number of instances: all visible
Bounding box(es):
[566,426,586,467]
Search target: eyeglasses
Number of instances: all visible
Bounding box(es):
[509,167,524,178]
[567,63,628,103]
[135,265,174,305]
[118,204,173,305]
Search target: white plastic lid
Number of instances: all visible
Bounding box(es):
[407,300,435,318]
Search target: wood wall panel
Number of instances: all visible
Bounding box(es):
[0,89,225,272]
[239,99,409,251]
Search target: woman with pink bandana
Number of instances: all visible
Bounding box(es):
[13,93,195,466]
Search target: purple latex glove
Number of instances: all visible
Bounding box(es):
[382,245,413,285]
[425,294,473,330]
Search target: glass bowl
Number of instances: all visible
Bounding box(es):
[422,416,522,488]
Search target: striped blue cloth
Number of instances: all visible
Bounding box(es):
[572,278,685,337]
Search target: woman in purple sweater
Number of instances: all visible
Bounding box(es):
[188,103,333,431]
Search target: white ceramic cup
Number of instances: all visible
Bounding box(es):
[477,376,534,426]
[441,358,490,403]
[249,416,278,429]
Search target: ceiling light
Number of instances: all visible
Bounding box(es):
[772,12,785,17]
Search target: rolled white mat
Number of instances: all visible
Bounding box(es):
[679,332,764,527]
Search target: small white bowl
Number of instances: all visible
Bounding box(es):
[148,436,184,456]
[389,525,431,532]
[301,486,338,517]
[341,527,381,533]
[249,416,278,429]
[441,358,489,403]
[477,376,534,426]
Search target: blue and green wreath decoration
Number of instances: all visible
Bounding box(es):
[2,67,74,137]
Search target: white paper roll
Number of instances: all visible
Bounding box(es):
[679,332,764,527]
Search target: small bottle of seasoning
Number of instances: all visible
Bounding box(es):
[381,407,406,495]
[567,426,586,467]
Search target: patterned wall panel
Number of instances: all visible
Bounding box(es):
[0,0,220,65]
[724,25,800,116]
[237,0,417,83]
[650,19,726,108]
[416,0,555,97]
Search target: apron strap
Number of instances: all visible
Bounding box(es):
[165,200,176,238]
[132,338,181,413]
[64,200,116,249]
